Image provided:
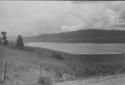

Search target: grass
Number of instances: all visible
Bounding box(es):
[38,76,53,85]
[1,43,125,85]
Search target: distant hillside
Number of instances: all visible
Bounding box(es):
[24,29,125,43]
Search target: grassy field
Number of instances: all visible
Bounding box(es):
[0,45,125,85]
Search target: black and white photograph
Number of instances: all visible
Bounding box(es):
[0,1,125,85]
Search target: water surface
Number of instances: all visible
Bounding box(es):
[25,42,125,54]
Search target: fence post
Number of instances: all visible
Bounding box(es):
[40,64,41,77]
[3,61,7,85]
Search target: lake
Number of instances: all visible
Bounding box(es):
[25,42,125,54]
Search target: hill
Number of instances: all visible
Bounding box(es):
[24,29,125,43]
[1,46,125,85]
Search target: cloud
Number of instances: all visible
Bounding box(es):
[0,1,125,36]
[62,25,83,32]
[0,1,73,36]
[62,1,125,31]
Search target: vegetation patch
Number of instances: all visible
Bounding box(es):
[38,76,53,85]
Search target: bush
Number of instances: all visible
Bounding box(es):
[38,76,53,85]
[51,53,64,60]
[73,64,124,78]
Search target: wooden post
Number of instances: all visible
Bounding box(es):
[40,64,41,77]
[3,61,7,85]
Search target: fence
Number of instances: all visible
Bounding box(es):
[0,56,6,85]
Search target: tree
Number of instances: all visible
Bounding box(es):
[1,31,8,46]
[16,35,24,49]
[0,37,1,45]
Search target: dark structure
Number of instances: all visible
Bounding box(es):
[16,35,24,49]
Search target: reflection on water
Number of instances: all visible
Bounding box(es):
[25,42,125,54]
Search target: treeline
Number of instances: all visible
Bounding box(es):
[0,31,24,49]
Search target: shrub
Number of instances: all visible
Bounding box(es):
[51,53,64,60]
[38,76,53,85]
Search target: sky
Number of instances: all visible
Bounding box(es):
[0,1,125,36]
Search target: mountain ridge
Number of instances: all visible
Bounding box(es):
[24,29,125,43]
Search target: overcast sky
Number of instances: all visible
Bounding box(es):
[0,1,125,37]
